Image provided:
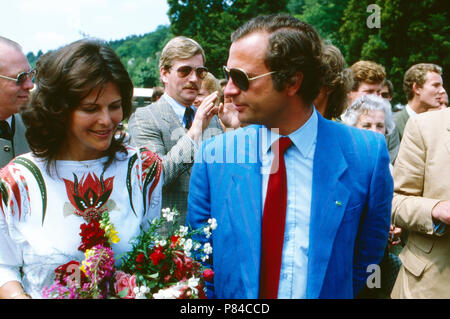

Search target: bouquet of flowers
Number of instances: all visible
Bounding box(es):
[42,208,215,299]
[115,208,216,299]
[42,212,119,299]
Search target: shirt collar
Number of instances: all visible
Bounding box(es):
[405,104,417,117]
[163,93,196,121]
[262,108,318,158]
[4,116,12,126]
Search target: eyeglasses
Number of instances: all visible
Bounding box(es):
[380,92,391,99]
[222,66,276,91]
[0,69,36,86]
[174,65,208,80]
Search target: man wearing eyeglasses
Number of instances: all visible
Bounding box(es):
[128,36,227,228]
[0,37,32,168]
[187,14,392,299]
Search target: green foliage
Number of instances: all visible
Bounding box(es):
[109,25,173,88]
[288,0,448,105]
[26,26,172,89]
[167,0,289,78]
[291,0,350,51]
[340,0,449,104]
[25,0,448,105]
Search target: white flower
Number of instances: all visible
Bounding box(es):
[194,243,201,251]
[162,208,178,222]
[178,226,188,237]
[133,286,150,299]
[203,242,213,255]
[203,226,211,238]
[208,218,218,230]
[187,277,200,295]
[183,238,193,252]
[152,285,183,299]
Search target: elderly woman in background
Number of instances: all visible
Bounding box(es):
[341,94,395,145]
[0,39,163,299]
[341,94,402,299]
[314,43,353,120]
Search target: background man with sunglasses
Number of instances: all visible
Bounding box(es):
[187,14,393,299]
[0,37,32,168]
[128,36,225,228]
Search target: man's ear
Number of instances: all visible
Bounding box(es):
[286,72,303,97]
[412,82,421,96]
[160,66,169,86]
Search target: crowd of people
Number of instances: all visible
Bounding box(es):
[0,12,448,299]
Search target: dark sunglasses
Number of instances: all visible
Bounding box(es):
[222,66,276,91]
[0,69,36,86]
[380,92,391,99]
[174,65,208,80]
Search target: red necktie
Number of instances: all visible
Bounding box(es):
[259,137,292,299]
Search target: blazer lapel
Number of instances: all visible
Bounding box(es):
[159,97,183,131]
[306,117,349,298]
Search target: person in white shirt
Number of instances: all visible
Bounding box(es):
[0,39,163,299]
[394,63,446,140]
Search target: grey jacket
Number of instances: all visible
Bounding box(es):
[0,114,30,168]
[127,95,223,223]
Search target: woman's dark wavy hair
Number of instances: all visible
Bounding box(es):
[231,14,326,105]
[22,39,133,174]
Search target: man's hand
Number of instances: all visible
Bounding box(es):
[388,225,402,248]
[187,91,218,142]
[218,96,241,130]
[431,200,450,225]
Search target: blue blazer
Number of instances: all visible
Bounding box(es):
[187,113,393,299]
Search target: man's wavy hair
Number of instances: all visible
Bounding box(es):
[22,39,133,174]
[403,63,442,101]
[350,60,386,91]
[321,43,353,119]
[231,14,326,105]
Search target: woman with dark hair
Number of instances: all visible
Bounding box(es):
[0,39,163,299]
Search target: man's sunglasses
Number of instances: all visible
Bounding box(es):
[222,66,276,91]
[174,65,208,80]
[0,69,36,86]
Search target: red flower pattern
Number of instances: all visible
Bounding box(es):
[63,172,114,222]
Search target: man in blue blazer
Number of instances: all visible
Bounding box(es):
[187,14,392,299]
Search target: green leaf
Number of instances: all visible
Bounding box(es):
[117,287,129,298]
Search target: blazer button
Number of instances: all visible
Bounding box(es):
[3,145,11,152]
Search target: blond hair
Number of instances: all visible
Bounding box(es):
[403,63,442,101]
[201,72,222,105]
[159,36,205,70]
[350,60,386,91]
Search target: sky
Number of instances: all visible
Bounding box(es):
[1,0,171,54]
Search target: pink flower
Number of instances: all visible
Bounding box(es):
[114,271,137,299]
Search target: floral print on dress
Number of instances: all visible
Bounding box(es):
[63,172,114,222]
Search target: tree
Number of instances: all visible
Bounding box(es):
[110,25,172,88]
[288,0,350,51]
[167,0,289,78]
[340,0,449,104]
